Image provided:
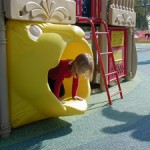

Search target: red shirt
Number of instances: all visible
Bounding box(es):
[48,60,78,98]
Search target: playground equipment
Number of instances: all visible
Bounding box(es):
[0,0,137,137]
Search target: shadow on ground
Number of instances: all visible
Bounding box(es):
[0,118,72,150]
[101,107,150,141]
[138,60,150,65]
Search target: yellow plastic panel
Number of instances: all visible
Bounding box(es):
[6,20,93,128]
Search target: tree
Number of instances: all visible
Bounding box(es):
[135,0,150,30]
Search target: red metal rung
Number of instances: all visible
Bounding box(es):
[95,32,109,35]
[105,71,117,76]
[100,52,112,55]
[111,91,121,97]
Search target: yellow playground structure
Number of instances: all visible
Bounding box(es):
[0,0,137,137]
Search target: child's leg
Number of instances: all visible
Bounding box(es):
[48,78,55,93]
[60,84,65,97]
[48,78,65,97]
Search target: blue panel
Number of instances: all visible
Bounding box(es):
[82,0,91,17]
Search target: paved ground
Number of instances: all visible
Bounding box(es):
[0,43,150,150]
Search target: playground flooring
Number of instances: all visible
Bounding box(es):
[0,43,150,150]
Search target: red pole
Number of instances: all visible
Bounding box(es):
[91,0,101,18]
[76,0,82,16]
[91,0,96,18]
[98,0,101,18]
[79,0,82,16]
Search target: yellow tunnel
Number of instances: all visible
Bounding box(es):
[6,20,93,128]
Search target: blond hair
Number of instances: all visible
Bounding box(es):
[71,53,94,81]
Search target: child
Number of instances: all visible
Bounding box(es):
[48,53,94,103]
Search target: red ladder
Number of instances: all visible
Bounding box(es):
[77,17,123,105]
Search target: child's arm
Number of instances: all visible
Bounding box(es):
[72,77,78,98]
[72,77,84,101]
[73,96,84,101]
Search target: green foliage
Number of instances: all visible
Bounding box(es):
[135,0,150,30]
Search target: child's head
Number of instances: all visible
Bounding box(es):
[71,53,94,81]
